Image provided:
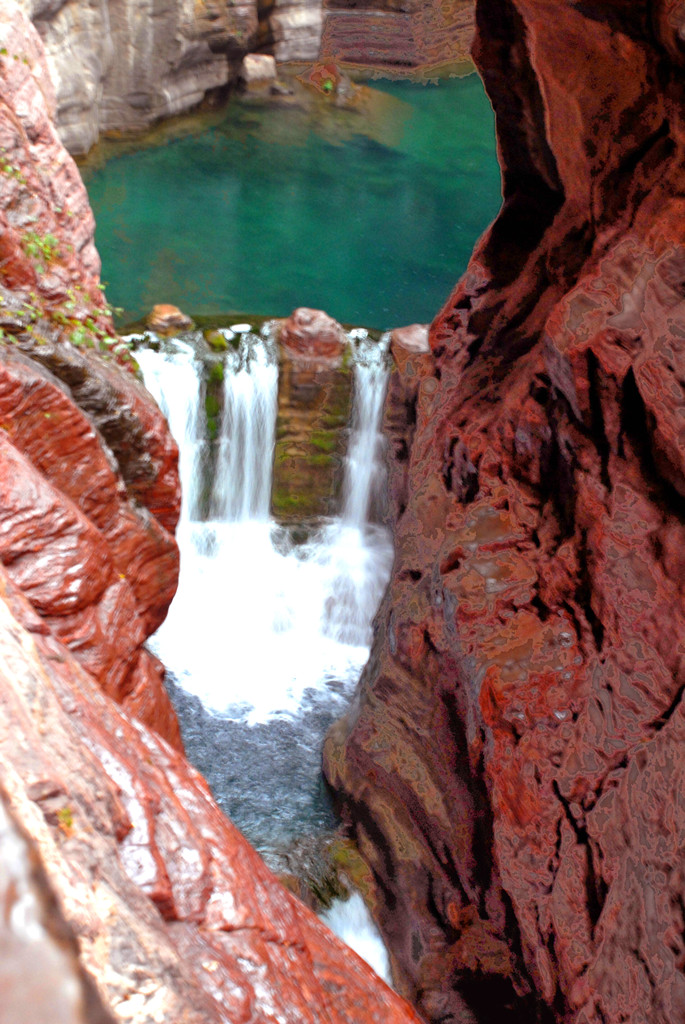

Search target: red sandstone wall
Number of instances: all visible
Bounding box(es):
[324,2,685,1022]
[0,5,184,748]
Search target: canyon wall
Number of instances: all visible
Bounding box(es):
[21,0,323,156]
[22,0,475,156]
[0,8,422,1020]
[260,0,324,61]
[320,0,474,72]
[18,0,257,154]
[0,0,183,747]
[324,1,685,1022]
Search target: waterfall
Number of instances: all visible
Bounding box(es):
[138,327,393,722]
[135,341,203,522]
[137,321,394,977]
[137,323,392,810]
[321,893,392,986]
[211,338,278,522]
[341,331,389,527]
[318,330,392,647]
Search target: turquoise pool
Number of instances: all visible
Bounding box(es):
[83,71,501,330]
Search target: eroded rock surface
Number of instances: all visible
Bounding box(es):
[0,569,423,1023]
[268,0,324,61]
[0,4,182,747]
[0,15,424,1020]
[325,2,685,1022]
[15,0,258,154]
[320,0,475,72]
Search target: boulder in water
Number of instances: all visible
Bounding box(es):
[241,53,278,87]
[147,304,193,334]
[280,307,347,364]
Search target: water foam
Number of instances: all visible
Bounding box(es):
[139,328,392,725]
[321,893,392,986]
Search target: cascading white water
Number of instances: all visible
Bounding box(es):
[321,893,392,986]
[319,331,391,647]
[211,339,278,522]
[342,331,389,527]
[139,325,392,724]
[135,341,203,522]
[138,322,394,981]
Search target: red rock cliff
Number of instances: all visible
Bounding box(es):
[0,3,183,750]
[324,2,685,1022]
[0,9,424,1021]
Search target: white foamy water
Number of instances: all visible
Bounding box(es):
[136,341,203,523]
[212,340,278,522]
[322,893,392,986]
[343,331,389,528]
[139,328,392,725]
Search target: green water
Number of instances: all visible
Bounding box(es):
[83,73,501,330]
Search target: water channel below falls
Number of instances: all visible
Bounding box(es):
[87,68,502,985]
[137,324,393,977]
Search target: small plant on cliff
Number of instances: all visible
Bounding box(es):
[0,148,26,184]
[22,230,59,270]
[56,805,74,836]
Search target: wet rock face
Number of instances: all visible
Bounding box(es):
[0,571,423,1024]
[324,2,685,1022]
[280,306,348,363]
[273,343,351,521]
[0,4,182,748]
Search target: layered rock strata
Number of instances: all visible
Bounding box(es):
[0,3,182,748]
[273,309,352,521]
[320,0,475,72]
[260,0,324,61]
[325,2,685,1022]
[18,0,258,154]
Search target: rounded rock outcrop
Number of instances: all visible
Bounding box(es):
[280,306,347,363]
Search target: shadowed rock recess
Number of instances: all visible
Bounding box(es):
[324,2,685,1023]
